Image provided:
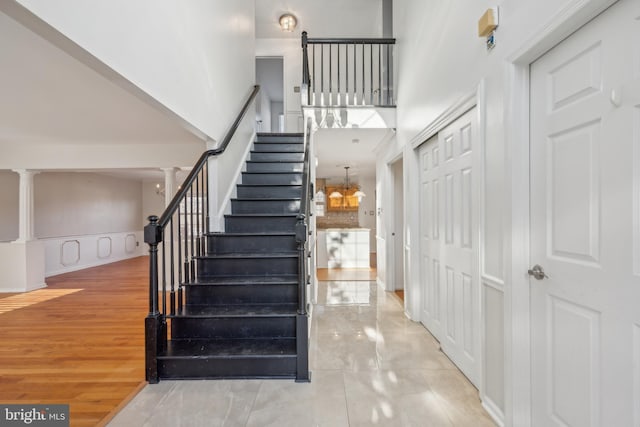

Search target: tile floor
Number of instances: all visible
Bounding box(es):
[108,280,495,426]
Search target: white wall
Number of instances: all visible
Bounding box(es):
[142,180,167,227]
[211,110,256,231]
[0,171,19,242]
[34,172,142,238]
[389,0,617,424]
[0,172,146,280]
[16,0,256,142]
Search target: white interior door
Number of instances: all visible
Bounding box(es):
[420,135,442,338]
[419,108,480,386]
[530,1,640,425]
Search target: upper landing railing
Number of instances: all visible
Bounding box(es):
[301,31,395,107]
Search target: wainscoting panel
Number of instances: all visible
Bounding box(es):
[43,231,143,277]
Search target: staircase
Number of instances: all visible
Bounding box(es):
[145,131,310,382]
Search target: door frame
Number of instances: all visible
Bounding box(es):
[385,153,404,296]
[505,1,618,425]
[392,157,405,293]
[255,56,286,132]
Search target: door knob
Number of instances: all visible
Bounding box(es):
[527,264,548,280]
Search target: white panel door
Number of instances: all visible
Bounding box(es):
[420,108,480,386]
[420,135,443,339]
[530,1,640,426]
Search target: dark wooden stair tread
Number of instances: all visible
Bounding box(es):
[197,253,297,259]
[173,304,298,318]
[159,339,297,358]
[186,275,298,285]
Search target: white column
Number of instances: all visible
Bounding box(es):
[12,169,38,242]
[2,169,45,292]
[161,167,179,207]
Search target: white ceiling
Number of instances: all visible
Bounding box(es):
[314,128,393,181]
[255,0,383,39]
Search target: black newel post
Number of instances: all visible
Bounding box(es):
[144,215,163,383]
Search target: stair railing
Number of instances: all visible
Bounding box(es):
[294,117,313,382]
[144,84,260,383]
[301,31,396,107]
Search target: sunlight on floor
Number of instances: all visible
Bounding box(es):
[0,289,82,315]
[109,278,496,426]
[324,281,371,305]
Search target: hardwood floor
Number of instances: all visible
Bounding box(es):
[0,257,149,427]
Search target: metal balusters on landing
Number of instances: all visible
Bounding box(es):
[353,43,357,105]
[337,44,341,105]
[320,43,324,106]
[300,33,395,107]
[378,44,382,105]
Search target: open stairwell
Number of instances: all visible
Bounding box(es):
[154,133,309,380]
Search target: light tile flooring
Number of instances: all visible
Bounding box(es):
[109,279,495,426]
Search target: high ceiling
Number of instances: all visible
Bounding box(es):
[0,1,390,182]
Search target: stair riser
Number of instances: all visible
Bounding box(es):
[253,143,304,153]
[198,257,298,277]
[185,284,297,305]
[242,173,302,185]
[246,162,303,173]
[231,199,301,214]
[225,216,298,233]
[171,317,296,339]
[237,186,302,198]
[250,152,304,162]
[158,356,296,379]
[256,134,303,143]
[208,235,297,254]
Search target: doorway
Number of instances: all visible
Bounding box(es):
[390,158,404,300]
[255,57,284,133]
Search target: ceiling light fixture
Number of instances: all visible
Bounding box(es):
[279,14,297,32]
[328,166,367,203]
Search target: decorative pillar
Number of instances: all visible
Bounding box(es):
[12,169,38,242]
[1,169,45,292]
[161,167,179,207]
